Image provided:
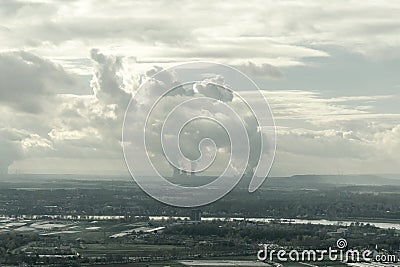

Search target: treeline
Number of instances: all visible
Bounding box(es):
[0,184,399,220]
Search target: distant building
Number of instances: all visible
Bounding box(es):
[327,228,348,237]
[173,166,180,178]
[190,209,201,221]
[190,161,196,177]
[172,165,189,178]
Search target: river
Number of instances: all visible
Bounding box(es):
[1,214,399,230]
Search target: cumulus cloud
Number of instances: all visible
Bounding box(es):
[122,68,267,177]
[47,50,134,162]
[90,49,130,105]
[0,126,55,174]
[0,51,83,174]
[236,62,283,78]
[0,50,135,174]
[193,75,233,102]
[1,48,399,177]
[0,51,80,113]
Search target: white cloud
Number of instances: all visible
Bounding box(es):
[261,90,400,176]
[0,50,134,174]
[235,61,283,78]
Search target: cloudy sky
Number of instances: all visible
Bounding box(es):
[1,0,400,177]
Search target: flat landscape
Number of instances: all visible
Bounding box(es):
[0,175,398,266]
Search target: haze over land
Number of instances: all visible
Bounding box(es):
[1,173,400,187]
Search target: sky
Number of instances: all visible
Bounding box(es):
[1,0,400,177]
